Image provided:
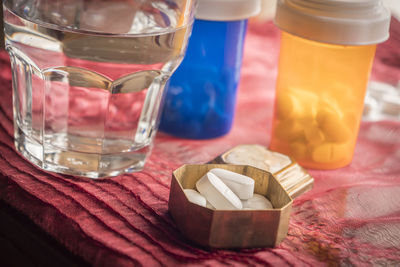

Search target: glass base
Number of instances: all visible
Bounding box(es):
[14,127,149,179]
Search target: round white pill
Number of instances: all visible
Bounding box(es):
[241,194,273,210]
[183,189,206,207]
[196,172,242,210]
[209,168,254,200]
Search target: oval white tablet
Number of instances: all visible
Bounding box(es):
[183,189,206,207]
[206,201,215,210]
[196,172,242,210]
[241,194,273,210]
[209,168,254,200]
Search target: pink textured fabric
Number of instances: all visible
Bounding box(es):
[1,19,400,266]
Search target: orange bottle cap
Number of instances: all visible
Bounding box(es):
[274,0,391,45]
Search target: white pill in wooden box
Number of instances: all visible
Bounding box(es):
[196,172,242,210]
[209,168,254,200]
[242,194,273,210]
[183,189,206,207]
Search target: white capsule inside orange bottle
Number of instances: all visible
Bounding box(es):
[270,0,391,169]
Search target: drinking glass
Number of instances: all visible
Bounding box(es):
[3,0,196,178]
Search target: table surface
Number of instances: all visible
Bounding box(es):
[1,20,400,267]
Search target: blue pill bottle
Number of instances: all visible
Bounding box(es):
[159,0,261,139]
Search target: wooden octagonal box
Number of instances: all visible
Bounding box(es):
[168,164,292,249]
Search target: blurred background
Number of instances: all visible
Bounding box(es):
[1,0,399,47]
[252,0,400,22]
[1,4,3,49]
[1,1,399,120]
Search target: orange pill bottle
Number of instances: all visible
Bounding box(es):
[270,0,391,169]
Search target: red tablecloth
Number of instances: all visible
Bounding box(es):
[1,20,400,266]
